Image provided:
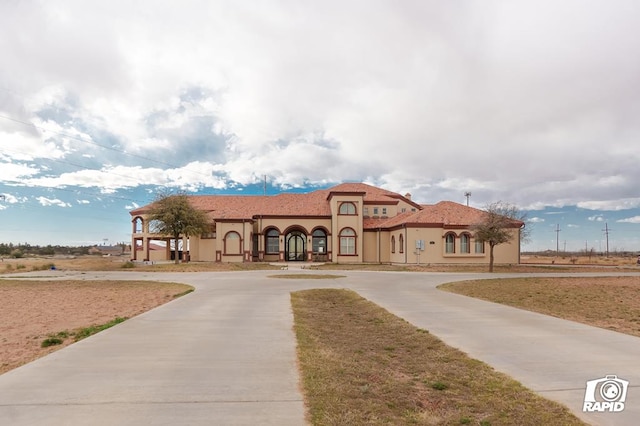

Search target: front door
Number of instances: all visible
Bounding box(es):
[285,231,306,261]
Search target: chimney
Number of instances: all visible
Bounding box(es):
[405,193,411,200]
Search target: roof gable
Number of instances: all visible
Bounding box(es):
[327,182,420,208]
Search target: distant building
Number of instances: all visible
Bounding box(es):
[88,245,127,256]
[129,183,523,264]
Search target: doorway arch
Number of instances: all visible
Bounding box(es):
[285,230,306,261]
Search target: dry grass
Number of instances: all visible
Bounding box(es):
[268,274,346,279]
[522,254,639,267]
[439,276,640,337]
[313,263,624,273]
[292,289,585,426]
[2,254,636,275]
[0,256,280,274]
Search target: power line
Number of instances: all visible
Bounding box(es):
[602,223,611,256]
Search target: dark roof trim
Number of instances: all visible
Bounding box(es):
[326,191,366,200]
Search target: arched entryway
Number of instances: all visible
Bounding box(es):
[285,230,306,261]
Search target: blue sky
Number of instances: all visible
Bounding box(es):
[1,1,640,252]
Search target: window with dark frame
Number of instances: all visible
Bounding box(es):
[312,229,327,254]
[445,233,456,253]
[460,233,470,253]
[265,229,279,254]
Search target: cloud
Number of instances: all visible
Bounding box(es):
[588,215,605,222]
[617,216,640,224]
[2,0,640,216]
[577,199,640,211]
[0,161,41,182]
[76,199,90,204]
[125,202,140,210]
[0,193,28,204]
[529,217,545,223]
[36,196,71,208]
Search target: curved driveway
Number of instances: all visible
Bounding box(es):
[0,269,639,425]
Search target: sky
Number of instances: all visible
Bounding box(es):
[1,0,639,253]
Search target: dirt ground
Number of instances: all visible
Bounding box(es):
[1,254,638,377]
[0,280,192,375]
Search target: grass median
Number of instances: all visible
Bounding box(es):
[439,276,640,337]
[291,289,585,426]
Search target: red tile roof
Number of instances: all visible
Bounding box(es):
[363,201,523,230]
[130,184,520,230]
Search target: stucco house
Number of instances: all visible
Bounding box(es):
[130,182,523,265]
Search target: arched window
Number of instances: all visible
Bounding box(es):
[391,235,396,253]
[312,229,327,254]
[475,239,485,254]
[399,234,404,254]
[224,231,241,255]
[133,217,143,233]
[265,229,279,254]
[339,227,356,255]
[460,233,471,253]
[338,202,357,215]
[445,233,456,254]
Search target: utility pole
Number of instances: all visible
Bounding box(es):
[464,192,471,206]
[602,223,610,257]
[555,224,561,254]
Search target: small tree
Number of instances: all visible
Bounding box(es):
[147,192,210,264]
[472,201,529,272]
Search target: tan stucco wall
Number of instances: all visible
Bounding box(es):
[329,195,364,263]
[130,205,521,265]
[396,227,520,265]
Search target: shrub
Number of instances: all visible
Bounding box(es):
[121,261,135,269]
[431,381,448,390]
[74,317,127,341]
[36,263,56,271]
[41,337,63,347]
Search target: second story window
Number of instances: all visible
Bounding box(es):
[339,202,357,215]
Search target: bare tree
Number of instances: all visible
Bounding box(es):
[147,192,210,264]
[472,201,529,272]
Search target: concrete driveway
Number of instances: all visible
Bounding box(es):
[0,269,638,425]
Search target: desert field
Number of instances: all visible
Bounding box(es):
[1,254,638,376]
[0,279,192,374]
